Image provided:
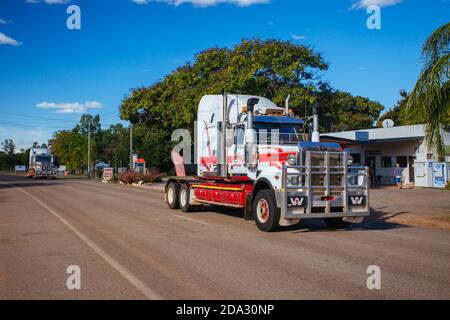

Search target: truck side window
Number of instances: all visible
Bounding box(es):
[235,126,245,145]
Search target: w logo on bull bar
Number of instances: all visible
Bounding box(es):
[288,195,307,208]
[349,196,366,206]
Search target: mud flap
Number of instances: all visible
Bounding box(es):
[244,194,253,221]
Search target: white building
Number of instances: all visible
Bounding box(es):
[321,124,450,187]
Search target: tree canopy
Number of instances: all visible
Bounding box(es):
[119,39,384,169]
[407,22,450,159]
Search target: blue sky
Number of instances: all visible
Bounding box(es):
[0,0,448,150]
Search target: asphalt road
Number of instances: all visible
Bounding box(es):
[1,173,449,299]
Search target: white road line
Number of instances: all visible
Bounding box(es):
[174,214,210,226]
[15,185,162,300]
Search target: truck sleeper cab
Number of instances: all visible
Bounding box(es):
[165,94,370,232]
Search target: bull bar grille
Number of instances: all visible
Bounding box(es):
[281,150,370,219]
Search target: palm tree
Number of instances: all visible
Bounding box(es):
[407,22,450,160]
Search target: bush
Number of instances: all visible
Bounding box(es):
[117,169,161,184]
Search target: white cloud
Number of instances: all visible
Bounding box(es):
[131,0,270,7]
[26,0,71,4]
[351,0,402,10]
[0,18,9,24]
[0,127,52,152]
[291,34,307,41]
[0,32,21,46]
[37,101,102,114]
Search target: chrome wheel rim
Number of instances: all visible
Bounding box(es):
[180,189,187,207]
[168,186,175,204]
[256,199,269,223]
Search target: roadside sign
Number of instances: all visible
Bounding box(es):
[15,165,26,172]
[355,131,369,142]
[432,163,447,188]
[58,165,67,172]
[103,167,114,182]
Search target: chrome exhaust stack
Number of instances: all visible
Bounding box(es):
[218,91,228,178]
[312,104,320,143]
[245,97,259,169]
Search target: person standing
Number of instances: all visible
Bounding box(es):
[393,163,403,189]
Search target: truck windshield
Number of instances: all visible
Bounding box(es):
[254,123,304,144]
[36,156,51,163]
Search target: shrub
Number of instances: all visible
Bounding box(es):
[118,171,141,184]
[118,169,162,184]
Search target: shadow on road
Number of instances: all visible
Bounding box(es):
[196,205,410,233]
[0,180,64,190]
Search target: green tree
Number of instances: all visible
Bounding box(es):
[318,88,384,132]
[407,22,450,159]
[120,39,384,170]
[1,139,15,156]
[49,118,97,173]
[76,114,101,135]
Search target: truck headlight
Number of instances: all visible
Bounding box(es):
[290,176,300,185]
[287,154,296,166]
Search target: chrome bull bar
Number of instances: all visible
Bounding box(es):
[277,150,370,220]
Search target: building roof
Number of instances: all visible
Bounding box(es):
[321,124,426,144]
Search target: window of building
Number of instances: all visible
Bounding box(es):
[351,153,361,165]
[396,156,408,168]
[381,157,392,168]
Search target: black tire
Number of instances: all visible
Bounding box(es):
[179,183,195,212]
[323,218,351,230]
[167,182,180,209]
[252,189,280,232]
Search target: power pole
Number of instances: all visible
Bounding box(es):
[87,122,91,177]
[129,123,133,171]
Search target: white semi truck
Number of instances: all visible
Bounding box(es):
[165,93,370,232]
[27,147,57,179]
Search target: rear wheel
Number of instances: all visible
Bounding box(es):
[179,183,195,212]
[323,218,351,230]
[167,182,180,209]
[252,189,280,232]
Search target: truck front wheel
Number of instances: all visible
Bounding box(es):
[167,182,180,209]
[253,189,280,232]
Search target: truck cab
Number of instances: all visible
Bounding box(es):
[28,148,57,179]
[166,94,370,232]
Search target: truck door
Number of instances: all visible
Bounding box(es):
[229,125,246,175]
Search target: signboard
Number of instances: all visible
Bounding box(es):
[355,131,369,142]
[102,167,114,182]
[58,165,67,172]
[432,163,447,188]
[15,165,26,172]
[136,158,145,163]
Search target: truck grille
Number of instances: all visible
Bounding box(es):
[282,150,369,218]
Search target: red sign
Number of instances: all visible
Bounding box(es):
[136,158,145,163]
[103,167,113,181]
